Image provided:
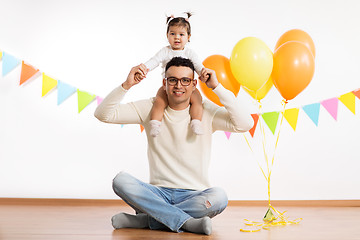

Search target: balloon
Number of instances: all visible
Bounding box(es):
[199,55,240,106]
[243,77,273,101]
[275,29,315,58]
[272,41,315,100]
[230,37,273,92]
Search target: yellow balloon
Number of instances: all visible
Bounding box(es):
[243,77,273,100]
[230,37,273,91]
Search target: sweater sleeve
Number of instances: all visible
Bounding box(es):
[94,85,150,124]
[211,84,254,132]
[186,48,204,76]
[144,47,168,72]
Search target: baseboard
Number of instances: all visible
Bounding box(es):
[0,198,359,207]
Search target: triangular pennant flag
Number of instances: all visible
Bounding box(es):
[0,51,2,60]
[249,114,259,137]
[2,52,21,76]
[77,89,96,113]
[20,61,39,85]
[262,111,280,135]
[302,103,320,126]
[121,124,124,128]
[321,98,338,121]
[57,80,76,105]
[224,131,231,140]
[42,73,58,97]
[338,92,356,115]
[96,96,103,105]
[352,89,360,100]
[140,125,145,132]
[283,108,299,131]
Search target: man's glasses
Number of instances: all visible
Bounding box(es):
[165,77,193,86]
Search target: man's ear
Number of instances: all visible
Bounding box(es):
[192,78,197,90]
[162,78,167,90]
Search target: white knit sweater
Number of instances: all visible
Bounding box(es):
[94,84,253,190]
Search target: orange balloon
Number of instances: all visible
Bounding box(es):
[275,29,316,58]
[200,55,240,106]
[272,41,315,100]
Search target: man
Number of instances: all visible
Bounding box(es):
[94,57,253,235]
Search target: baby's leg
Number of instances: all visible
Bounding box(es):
[190,89,204,135]
[149,87,168,137]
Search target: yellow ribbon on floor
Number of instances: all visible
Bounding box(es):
[241,100,302,232]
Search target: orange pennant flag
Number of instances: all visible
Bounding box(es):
[140,125,145,132]
[352,89,360,100]
[249,114,259,137]
[20,61,39,85]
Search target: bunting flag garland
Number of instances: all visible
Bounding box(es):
[283,108,299,131]
[321,98,338,120]
[2,52,21,76]
[77,89,96,113]
[249,114,259,137]
[57,80,77,105]
[1,49,359,136]
[338,92,356,115]
[302,103,320,126]
[262,111,280,135]
[20,61,39,85]
[42,73,58,97]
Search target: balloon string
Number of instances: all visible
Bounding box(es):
[243,133,268,181]
[240,99,302,233]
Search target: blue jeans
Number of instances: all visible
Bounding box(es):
[112,171,228,232]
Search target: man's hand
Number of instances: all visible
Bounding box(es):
[122,64,148,90]
[199,68,219,90]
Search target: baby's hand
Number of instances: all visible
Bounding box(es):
[134,63,149,83]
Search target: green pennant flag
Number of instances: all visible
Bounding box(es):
[77,89,96,113]
[262,111,280,135]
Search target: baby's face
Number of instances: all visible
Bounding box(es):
[167,26,190,51]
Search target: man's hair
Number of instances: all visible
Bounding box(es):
[165,57,195,73]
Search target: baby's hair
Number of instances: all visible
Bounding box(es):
[166,12,192,36]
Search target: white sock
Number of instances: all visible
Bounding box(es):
[111,212,148,229]
[182,216,212,235]
[190,119,204,135]
[149,120,162,137]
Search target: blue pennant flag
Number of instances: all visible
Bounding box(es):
[302,103,320,126]
[2,52,21,76]
[57,80,77,105]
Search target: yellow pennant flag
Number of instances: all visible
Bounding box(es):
[338,92,355,115]
[0,51,2,60]
[283,108,299,131]
[42,73,58,97]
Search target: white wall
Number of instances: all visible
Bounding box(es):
[0,0,359,200]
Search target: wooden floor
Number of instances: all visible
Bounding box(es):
[0,200,359,240]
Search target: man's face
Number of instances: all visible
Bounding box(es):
[163,66,196,110]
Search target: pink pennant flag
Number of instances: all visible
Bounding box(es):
[224,131,231,140]
[96,96,103,105]
[321,98,338,121]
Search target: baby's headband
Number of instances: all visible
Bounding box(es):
[166,12,192,24]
